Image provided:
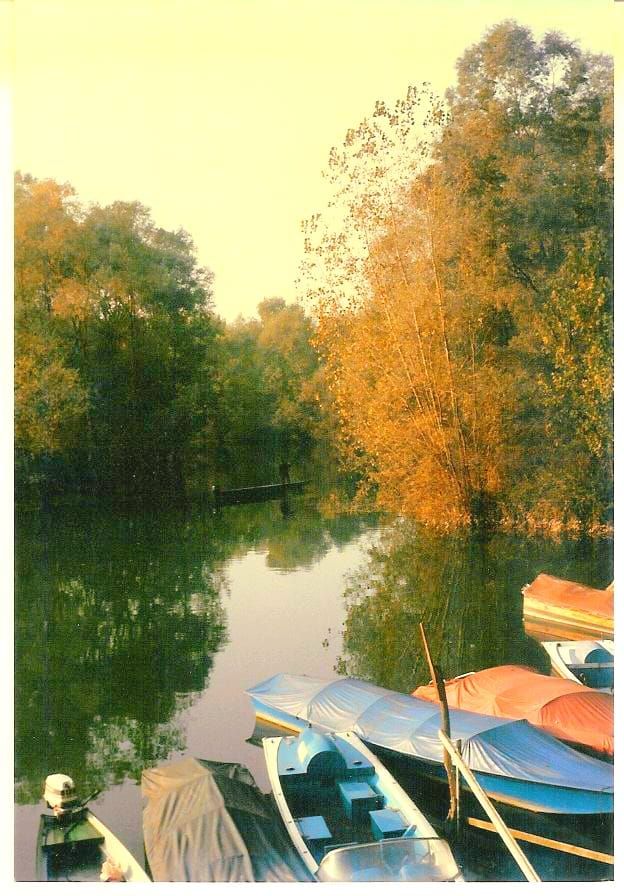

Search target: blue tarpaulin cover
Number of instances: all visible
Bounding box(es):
[247,673,613,795]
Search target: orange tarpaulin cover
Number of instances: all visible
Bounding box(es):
[413,665,613,756]
[523,574,613,619]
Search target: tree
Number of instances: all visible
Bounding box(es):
[438,21,613,527]
[218,299,334,456]
[15,174,222,501]
[14,175,88,481]
[302,88,518,526]
[256,298,328,445]
[302,22,613,530]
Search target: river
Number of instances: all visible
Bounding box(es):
[14,487,613,881]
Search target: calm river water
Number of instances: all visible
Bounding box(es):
[14,488,613,882]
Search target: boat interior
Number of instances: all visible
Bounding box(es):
[566,646,614,690]
[39,814,106,882]
[278,734,410,864]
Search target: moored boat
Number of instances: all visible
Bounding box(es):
[211,480,307,506]
[413,665,613,757]
[522,574,613,640]
[141,757,312,882]
[263,726,462,882]
[247,673,614,816]
[541,640,614,693]
[37,774,149,882]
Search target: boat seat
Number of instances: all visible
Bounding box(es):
[341,758,375,781]
[295,815,332,845]
[338,780,383,825]
[369,807,407,840]
[278,733,347,781]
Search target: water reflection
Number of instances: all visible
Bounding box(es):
[14,507,228,804]
[14,497,379,805]
[337,523,613,694]
[211,496,379,571]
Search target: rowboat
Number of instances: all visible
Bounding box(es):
[211,480,307,506]
[263,727,462,882]
[522,574,613,640]
[37,810,149,882]
[247,673,613,816]
[36,774,149,882]
[413,665,613,757]
[541,640,614,693]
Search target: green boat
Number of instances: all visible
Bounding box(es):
[36,774,150,883]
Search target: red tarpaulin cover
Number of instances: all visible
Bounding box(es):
[413,665,613,756]
[523,574,613,619]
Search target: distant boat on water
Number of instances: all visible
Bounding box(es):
[211,480,308,506]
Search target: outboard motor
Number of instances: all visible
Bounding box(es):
[43,774,80,821]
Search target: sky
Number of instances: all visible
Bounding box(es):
[8,0,621,322]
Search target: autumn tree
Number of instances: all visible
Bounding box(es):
[15,174,222,501]
[14,175,88,480]
[302,22,612,530]
[438,21,613,526]
[302,87,516,525]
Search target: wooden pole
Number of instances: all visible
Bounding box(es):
[438,730,541,882]
[454,740,462,840]
[466,817,614,866]
[418,622,457,822]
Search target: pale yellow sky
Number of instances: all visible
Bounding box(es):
[9,0,619,321]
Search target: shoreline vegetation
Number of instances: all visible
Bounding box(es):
[15,21,612,538]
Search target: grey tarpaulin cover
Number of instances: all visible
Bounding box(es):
[142,757,312,882]
[247,673,613,795]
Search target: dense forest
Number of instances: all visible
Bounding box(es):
[15,21,612,531]
[14,177,333,502]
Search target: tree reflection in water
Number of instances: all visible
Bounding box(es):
[15,507,227,804]
[337,522,612,694]
[14,495,379,804]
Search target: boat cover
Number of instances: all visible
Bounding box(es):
[523,574,613,619]
[142,757,312,882]
[413,666,613,756]
[247,674,613,795]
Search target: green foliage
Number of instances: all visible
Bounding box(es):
[218,298,334,455]
[15,174,221,500]
[15,172,330,501]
